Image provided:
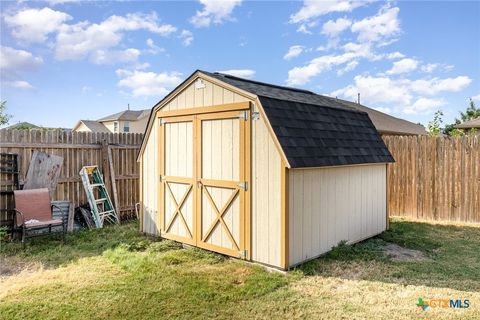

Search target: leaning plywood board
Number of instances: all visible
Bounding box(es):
[24,151,63,195]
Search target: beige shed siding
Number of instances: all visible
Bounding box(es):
[288,164,387,267]
[251,110,282,267]
[141,76,283,267]
[142,119,159,235]
[161,78,249,111]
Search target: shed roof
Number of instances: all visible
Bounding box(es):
[454,117,480,129]
[138,70,395,167]
[202,71,394,167]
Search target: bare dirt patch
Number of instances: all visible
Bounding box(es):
[0,256,42,278]
[382,243,430,261]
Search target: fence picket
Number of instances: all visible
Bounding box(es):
[0,129,142,223]
[383,135,479,223]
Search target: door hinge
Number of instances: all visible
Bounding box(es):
[252,111,260,121]
[238,181,248,191]
[159,175,164,182]
[238,110,248,121]
[239,250,248,259]
[159,118,165,125]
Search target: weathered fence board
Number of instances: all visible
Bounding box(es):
[383,135,479,223]
[0,129,143,226]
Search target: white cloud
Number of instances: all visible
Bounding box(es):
[337,60,358,76]
[290,0,367,24]
[409,76,472,95]
[217,69,255,78]
[146,38,165,54]
[421,63,438,73]
[190,0,242,27]
[3,80,35,90]
[296,20,318,34]
[286,42,380,85]
[420,63,454,73]
[472,94,480,101]
[386,51,405,59]
[116,69,182,97]
[47,0,82,4]
[81,86,92,93]
[0,46,43,71]
[89,48,141,65]
[4,7,72,43]
[284,45,304,60]
[351,6,400,44]
[0,46,42,91]
[287,52,358,85]
[54,12,176,62]
[321,17,351,38]
[179,30,194,46]
[332,75,413,106]
[332,75,472,115]
[386,58,418,75]
[404,97,446,114]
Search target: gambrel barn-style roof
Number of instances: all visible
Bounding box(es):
[139,70,394,168]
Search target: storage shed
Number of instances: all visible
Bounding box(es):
[137,70,394,270]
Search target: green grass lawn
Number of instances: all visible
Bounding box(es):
[1,218,479,319]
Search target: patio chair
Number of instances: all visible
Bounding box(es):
[13,188,66,246]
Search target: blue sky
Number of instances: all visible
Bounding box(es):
[1,0,479,128]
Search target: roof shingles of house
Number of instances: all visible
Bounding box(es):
[455,117,480,129]
[97,110,149,122]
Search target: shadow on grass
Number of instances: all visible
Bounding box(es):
[294,219,480,292]
[0,222,155,271]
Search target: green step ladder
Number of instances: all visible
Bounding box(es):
[79,165,119,228]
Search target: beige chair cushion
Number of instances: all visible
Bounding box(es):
[24,219,63,229]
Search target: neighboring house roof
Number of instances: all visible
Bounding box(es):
[334,99,427,135]
[454,118,480,129]
[75,120,110,132]
[97,109,149,122]
[203,71,394,167]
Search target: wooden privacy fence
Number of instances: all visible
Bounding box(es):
[383,135,479,223]
[0,129,143,226]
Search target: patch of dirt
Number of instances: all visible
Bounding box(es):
[0,256,42,278]
[382,243,430,261]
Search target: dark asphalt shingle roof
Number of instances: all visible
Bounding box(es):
[203,71,394,168]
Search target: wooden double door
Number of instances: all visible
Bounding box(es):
[158,108,250,259]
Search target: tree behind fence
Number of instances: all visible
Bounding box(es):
[383,135,479,223]
[0,129,143,225]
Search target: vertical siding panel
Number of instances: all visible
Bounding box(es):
[288,164,387,267]
[223,88,234,104]
[213,84,223,105]
[203,80,213,106]
[293,170,304,264]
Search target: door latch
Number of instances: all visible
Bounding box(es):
[238,181,248,191]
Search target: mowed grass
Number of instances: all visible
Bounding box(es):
[1,218,479,319]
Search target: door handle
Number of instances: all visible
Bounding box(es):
[197,180,202,189]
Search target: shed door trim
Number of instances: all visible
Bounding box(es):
[158,106,251,260]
